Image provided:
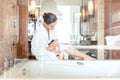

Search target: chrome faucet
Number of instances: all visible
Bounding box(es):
[3,58,9,71]
[3,45,15,71]
[3,57,17,71]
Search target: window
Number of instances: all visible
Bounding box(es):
[56,6,81,44]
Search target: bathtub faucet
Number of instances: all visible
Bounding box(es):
[3,57,17,71]
[3,45,16,71]
[3,58,9,70]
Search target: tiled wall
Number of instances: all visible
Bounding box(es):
[0,0,17,68]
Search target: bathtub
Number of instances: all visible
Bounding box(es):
[0,60,120,80]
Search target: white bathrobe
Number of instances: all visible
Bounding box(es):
[31,23,59,60]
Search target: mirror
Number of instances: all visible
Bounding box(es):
[28,0,120,60]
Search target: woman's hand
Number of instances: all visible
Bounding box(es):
[46,40,60,53]
[49,40,58,50]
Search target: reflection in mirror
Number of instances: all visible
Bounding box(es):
[27,0,120,60]
[80,0,97,45]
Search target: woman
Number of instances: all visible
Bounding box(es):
[31,13,95,61]
[31,13,61,60]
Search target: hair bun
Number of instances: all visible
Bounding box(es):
[43,13,47,18]
[43,12,57,24]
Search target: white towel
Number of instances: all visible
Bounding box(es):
[106,35,120,46]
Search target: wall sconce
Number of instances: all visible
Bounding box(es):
[80,0,95,45]
[81,6,88,22]
[29,0,36,11]
[40,0,62,16]
[81,0,95,22]
[31,0,36,7]
[29,0,38,21]
[88,0,95,17]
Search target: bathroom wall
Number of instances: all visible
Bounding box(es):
[104,0,110,37]
[0,0,17,67]
[104,0,120,59]
[111,0,120,59]
[105,0,120,36]
[112,0,120,27]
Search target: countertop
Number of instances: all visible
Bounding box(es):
[60,44,120,50]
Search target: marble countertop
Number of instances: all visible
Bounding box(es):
[60,44,120,50]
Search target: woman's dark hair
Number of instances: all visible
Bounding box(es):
[43,13,57,25]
